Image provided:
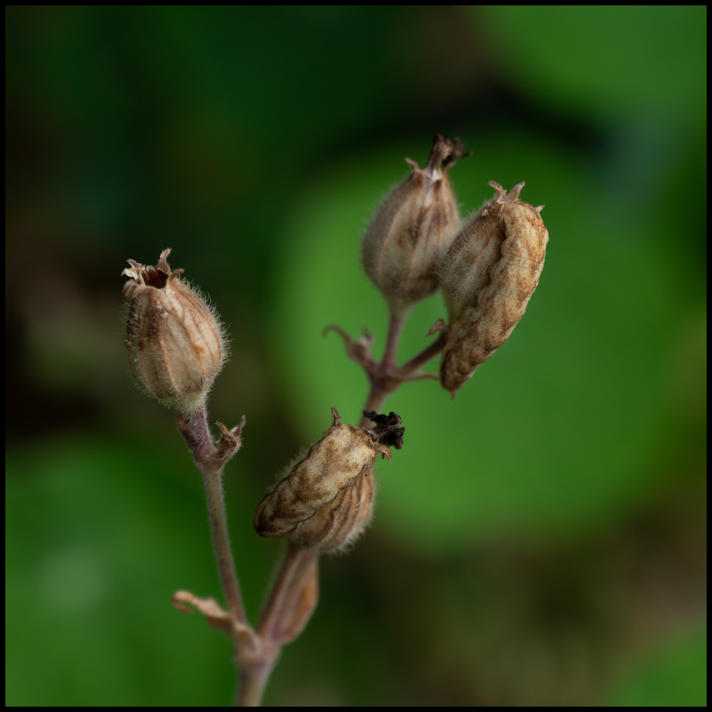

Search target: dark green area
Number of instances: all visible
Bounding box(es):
[6,6,706,706]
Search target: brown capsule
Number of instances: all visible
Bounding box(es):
[254,408,404,552]
[361,134,465,315]
[122,248,226,413]
[439,181,548,393]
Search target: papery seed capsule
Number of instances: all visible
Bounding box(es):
[122,248,226,413]
[361,134,465,315]
[439,181,548,393]
[254,408,404,552]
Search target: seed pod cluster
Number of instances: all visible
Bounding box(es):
[254,409,404,552]
[439,181,548,393]
[122,248,225,413]
[361,134,465,315]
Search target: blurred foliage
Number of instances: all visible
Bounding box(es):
[5,5,706,707]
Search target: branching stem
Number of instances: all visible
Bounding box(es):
[358,313,446,427]
[236,546,319,706]
[178,307,448,706]
[398,331,448,378]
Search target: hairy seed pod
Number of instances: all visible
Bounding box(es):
[361,134,465,315]
[122,248,225,413]
[439,181,548,393]
[254,409,404,552]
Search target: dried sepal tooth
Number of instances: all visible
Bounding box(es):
[254,408,403,552]
[439,181,548,393]
[361,134,466,315]
[122,248,226,413]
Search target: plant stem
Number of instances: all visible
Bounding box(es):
[357,312,405,426]
[179,310,446,706]
[398,331,447,378]
[200,465,246,622]
[381,310,407,371]
[359,386,388,428]
[178,406,247,624]
[358,310,446,428]
[235,545,318,706]
[237,660,278,707]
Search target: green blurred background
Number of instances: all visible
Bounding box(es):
[5,6,706,706]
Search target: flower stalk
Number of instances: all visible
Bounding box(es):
[121,132,549,706]
[177,406,247,622]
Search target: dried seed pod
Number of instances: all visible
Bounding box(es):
[254,408,404,552]
[439,181,548,393]
[122,248,226,413]
[361,134,465,315]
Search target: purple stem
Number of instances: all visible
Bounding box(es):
[178,407,247,624]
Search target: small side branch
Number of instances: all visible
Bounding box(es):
[326,312,447,429]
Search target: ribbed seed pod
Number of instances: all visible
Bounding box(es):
[122,248,225,413]
[361,134,465,315]
[254,409,404,552]
[439,181,548,393]
[290,463,376,551]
